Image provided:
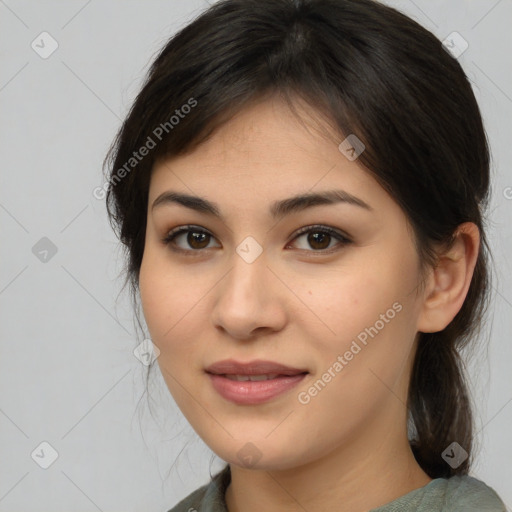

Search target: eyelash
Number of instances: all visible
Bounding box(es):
[161,224,353,256]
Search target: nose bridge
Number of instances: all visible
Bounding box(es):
[211,238,286,338]
[222,239,269,308]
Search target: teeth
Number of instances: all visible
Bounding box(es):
[224,373,280,381]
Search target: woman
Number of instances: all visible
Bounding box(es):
[104,0,507,510]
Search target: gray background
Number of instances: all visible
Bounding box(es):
[1,1,511,510]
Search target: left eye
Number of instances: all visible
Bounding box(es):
[288,225,352,252]
[162,224,352,253]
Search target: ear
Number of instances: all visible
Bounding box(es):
[416,222,480,334]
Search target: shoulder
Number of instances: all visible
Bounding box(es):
[165,483,209,512]
[164,465,231,512]
[372,474,507,512]
[438,475,507,511]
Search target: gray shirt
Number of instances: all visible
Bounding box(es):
[166,465,507,511]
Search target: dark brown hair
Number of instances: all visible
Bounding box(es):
[104,0,492,479]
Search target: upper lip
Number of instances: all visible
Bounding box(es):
[205,359,308,376]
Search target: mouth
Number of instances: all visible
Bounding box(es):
[205,359,309,405]
[221,373,289,381]
[205,358,308,376]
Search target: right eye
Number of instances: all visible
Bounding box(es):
[162,225,221,254]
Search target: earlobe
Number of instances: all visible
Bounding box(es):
[416,222,480,334]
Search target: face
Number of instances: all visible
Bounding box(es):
[139,97,427,471]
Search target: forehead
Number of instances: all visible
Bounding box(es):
[148,97,397,221]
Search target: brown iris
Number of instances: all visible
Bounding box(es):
[187,231,210,249]
[307,231,331,250]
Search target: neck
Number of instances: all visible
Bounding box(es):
[225,406,432,512]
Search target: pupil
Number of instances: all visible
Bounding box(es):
[308,232,330,250]
[188,231,209,249]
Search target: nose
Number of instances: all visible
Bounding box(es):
[210,246,288,340]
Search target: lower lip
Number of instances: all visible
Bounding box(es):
[207,373,308,405]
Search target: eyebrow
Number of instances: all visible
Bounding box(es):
[151,189,373,219]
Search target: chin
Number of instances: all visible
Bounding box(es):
[205,436,314,472]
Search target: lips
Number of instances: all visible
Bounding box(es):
[205,359,309,405]
[205,359,308,377]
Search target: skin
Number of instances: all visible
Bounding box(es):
[139,96,480,512]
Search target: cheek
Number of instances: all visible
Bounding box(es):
[301,272,392,342]
[139,251,181,360]
[139,246,184,334]
[139,257,212,426]
[138,255,166,337]
[138,250,209,367]
[139,262,197,408]
[300,255,419,368]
